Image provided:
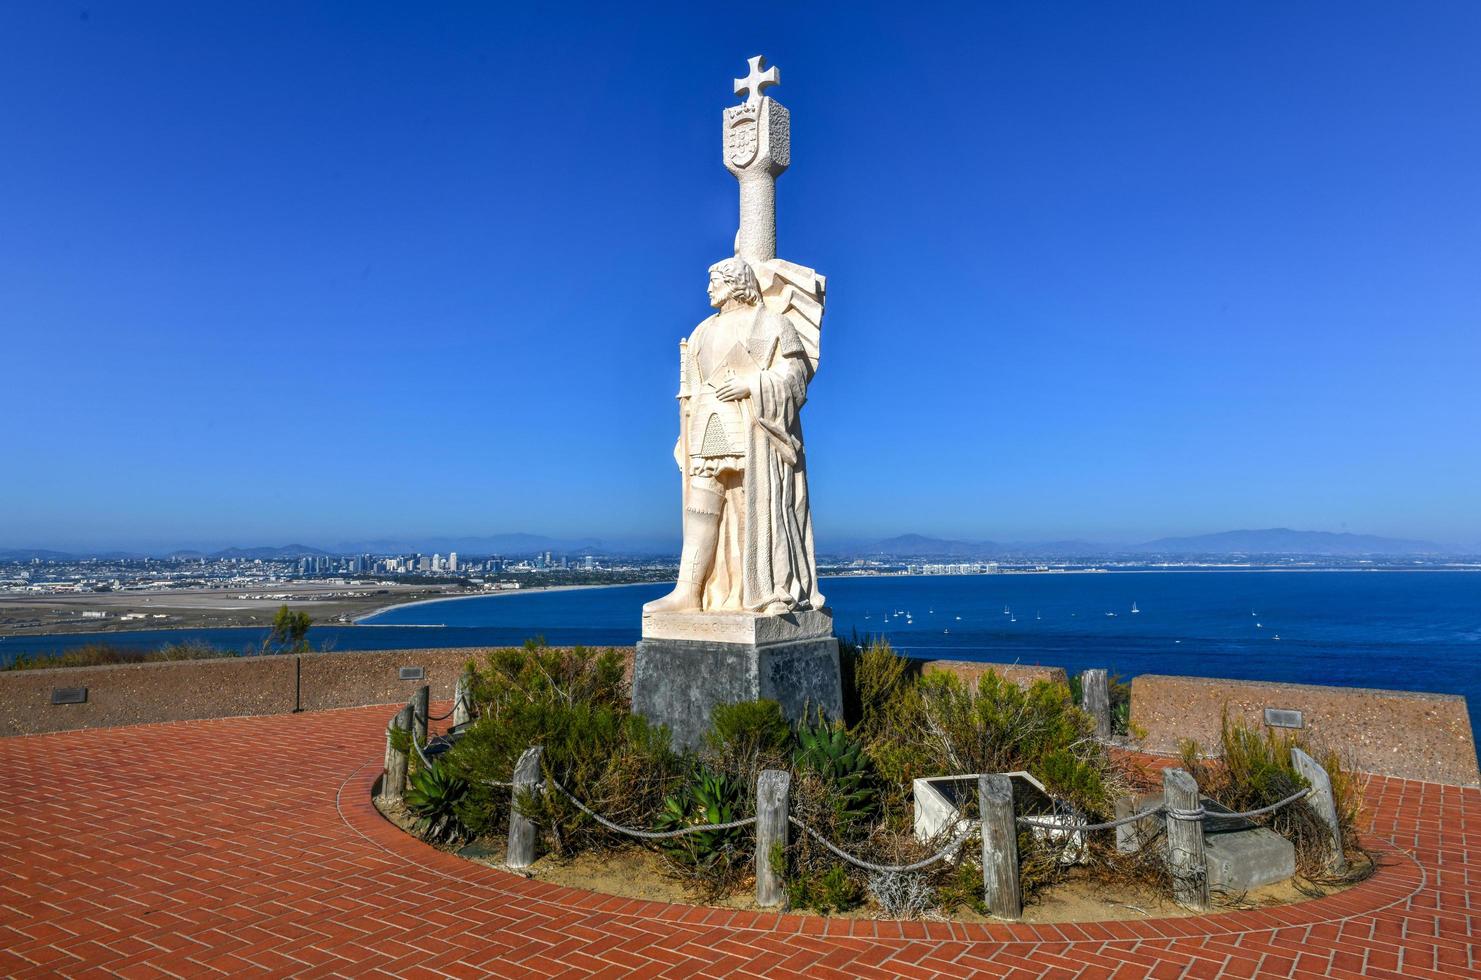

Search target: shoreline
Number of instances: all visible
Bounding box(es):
[5,566,1477,643]
[352,581,654,624]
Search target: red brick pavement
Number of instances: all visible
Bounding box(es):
[0,704,1475,978]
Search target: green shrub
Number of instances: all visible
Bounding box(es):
[794,713,877,829]
[404,759,471,844]
[879,666,1112,813]
[264,604,311,654]
[440,641,688,854]
[704,699,793,797]
[1180,713,1368,880]
[787,863,860,914]
[653,768,748,897]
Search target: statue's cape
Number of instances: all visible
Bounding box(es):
[754,258,826,376]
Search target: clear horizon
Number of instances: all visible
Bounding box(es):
[4,3,1479,551]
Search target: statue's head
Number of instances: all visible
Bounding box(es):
[707,257,761,309]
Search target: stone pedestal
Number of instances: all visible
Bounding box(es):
[633,609,842,750]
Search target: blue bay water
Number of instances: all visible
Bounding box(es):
[6,571,1479,728]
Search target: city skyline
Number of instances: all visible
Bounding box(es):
[4,3,1479,551]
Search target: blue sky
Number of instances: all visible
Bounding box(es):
[3,2,1478,552]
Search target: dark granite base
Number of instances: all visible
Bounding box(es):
[632,636,843,750]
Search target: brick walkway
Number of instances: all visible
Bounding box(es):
[0,705,1475,978]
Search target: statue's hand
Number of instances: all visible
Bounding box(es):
[716,376,752,402]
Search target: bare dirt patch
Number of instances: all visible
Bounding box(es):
[374,797,1366,923]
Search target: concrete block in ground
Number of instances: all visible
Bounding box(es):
[1205,823,1296,893]
[632,635,842,750]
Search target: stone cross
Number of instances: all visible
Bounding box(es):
[734,55,779,105]
[724,56,790,265]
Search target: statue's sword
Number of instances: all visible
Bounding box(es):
[676,338,692,514]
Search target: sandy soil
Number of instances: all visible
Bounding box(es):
[375,799,1358,924]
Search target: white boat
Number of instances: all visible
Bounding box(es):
[1256,622,1263,628]
[1131,601,1140,614]
[1273,634,1281,640]
[943,629,949,634]
[1105,611,1117,617]
[1003,605,1010,615]
[955,615,961,621]
[1035,611,1041,621]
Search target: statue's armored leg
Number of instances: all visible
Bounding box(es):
[642,486,724,614]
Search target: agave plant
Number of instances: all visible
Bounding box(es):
[404,759,471,845]
[794,716,878,827]
[653,769,743,871]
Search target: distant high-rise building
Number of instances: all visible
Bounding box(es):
[448,552,458,572]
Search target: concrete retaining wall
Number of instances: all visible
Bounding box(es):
[5,648,1476,787]
[1131,674,1480,787]
[0,656,298,736]
[0,648,488,737]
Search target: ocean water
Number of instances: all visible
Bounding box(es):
[6,571,1479,728]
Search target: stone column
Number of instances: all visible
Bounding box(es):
[724,56,789,267]
[412,685,430,749]
[380,704,413,804]
[1291,747,1346,874]
[452,671,472,728]
[978,774,1022,920]
[755,769,790,908]
[1081,669,1111,739]
[1163,768,1209,910]
[506,745,544,869]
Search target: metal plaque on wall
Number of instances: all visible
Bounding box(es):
[1264,707,1304,729]
[398,666,425,681]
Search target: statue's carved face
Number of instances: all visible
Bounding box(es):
[707,258,759,309]
[707,270,730,309]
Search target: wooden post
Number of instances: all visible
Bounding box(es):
[506,745,544,869]
[452,671,472,728]
[412,684,430,749]
[1163,767,1208,910]
[755,769,790,908]
[978,774,1022,920]
[1081,668,1111,739]
[1291,747,1346,874]
[380,704,413,804]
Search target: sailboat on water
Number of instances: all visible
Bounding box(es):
[1131,601,1140,614]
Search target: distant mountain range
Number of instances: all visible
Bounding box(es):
[1126,528,1445,556]
[331,534,610,557]
[0,528,1460,562]
[836,528,1449,558]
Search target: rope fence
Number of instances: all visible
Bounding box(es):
[381,672,1339,918]
[549,777,757,839]
[415,692,472,724]
[789,817,975,874]
[1014,786,1311,831]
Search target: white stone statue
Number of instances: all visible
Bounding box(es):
[643,57,827,618]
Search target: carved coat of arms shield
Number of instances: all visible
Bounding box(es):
[727,117,758,168]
